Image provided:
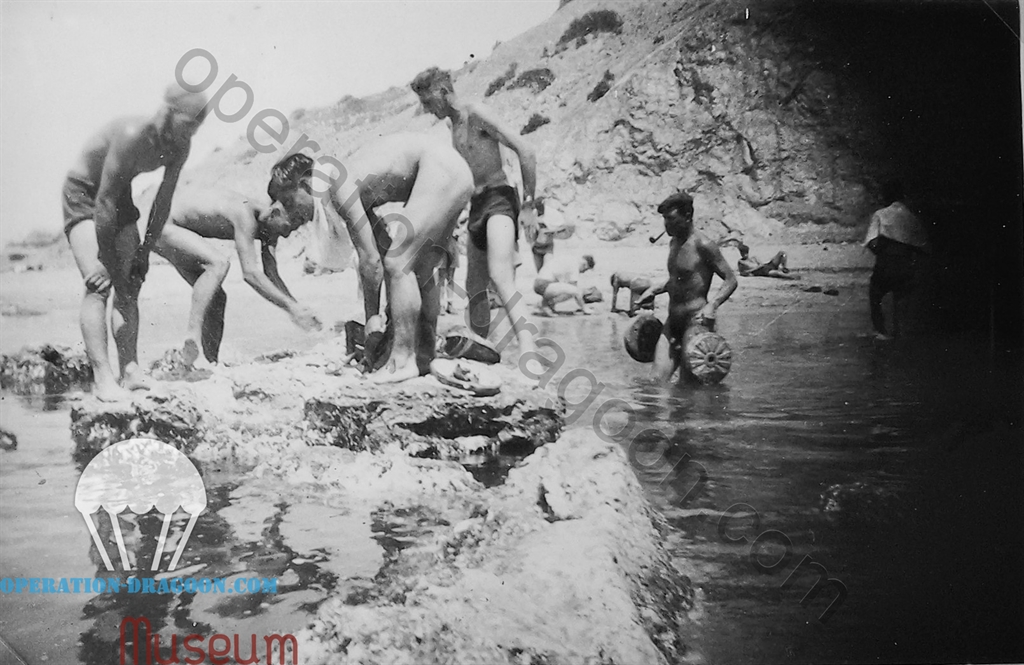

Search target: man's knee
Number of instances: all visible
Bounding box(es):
[209,256,231,281]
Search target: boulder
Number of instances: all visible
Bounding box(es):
[0,344,92,395]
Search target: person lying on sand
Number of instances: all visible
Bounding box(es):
[533,254,595,316]
[736,243,799,280]
[63,82,207,401]
[268,133,473,383]
[149,181,323,365]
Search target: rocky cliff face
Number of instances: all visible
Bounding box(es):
[188,0,898,246]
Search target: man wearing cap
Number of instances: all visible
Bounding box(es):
[640,192,737,382]
[63,82,208,401]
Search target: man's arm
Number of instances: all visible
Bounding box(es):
[142,151,187,253]
[468,102,537,202]
[93,132,138,267]
[638,277,669,302]
[231,211,318,330]
[260,243,294,300]
[333,178,384,323]
[702,241,738,319]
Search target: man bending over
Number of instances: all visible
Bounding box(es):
[151,179,322,364]
[533,254,596,316]
[269,134,473,382]
[63,82,207,401]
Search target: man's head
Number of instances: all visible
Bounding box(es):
[411,67,455,118]
[266,153,316,239]
[581,254,596,273]
[880,179,905,206]
[533,197,547,216]
[657,191,694,239]
[159,82,208,147]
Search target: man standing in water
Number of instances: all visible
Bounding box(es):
[268,134,473,382]
[63,83,207,401]
[864,180,930,340]
[641,192,737,382]
[149,178,322,365]
[411,67,539,361]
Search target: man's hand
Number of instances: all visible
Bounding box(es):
[289,303,322,332]
[520,207,539,244]
[365,314,386,336]
[85,265,112,294]
[699,303,717,327]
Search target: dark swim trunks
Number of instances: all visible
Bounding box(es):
[467,185,520,251]
[62,174,140,237]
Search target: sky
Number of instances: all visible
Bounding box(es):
[0,0,559,244]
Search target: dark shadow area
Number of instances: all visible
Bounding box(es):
[770,0,1023,344]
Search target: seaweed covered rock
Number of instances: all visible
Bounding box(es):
[0,344,92,395]
[304,368,563,459]
[70,392,205,461]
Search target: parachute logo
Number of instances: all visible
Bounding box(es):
[74,438,207,572]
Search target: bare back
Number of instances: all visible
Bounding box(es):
[167,188,256,241]
[334,133,468,210]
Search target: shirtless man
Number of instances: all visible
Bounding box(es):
[610,272,657,316]
[533,254,595,316]
[150,180,322,364]
[411,67,538,360]
[63,83,207,401]
[269,134,473,382]
[640,192,737,382]
[736,243,797,280]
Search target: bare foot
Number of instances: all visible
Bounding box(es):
[368,358,421,384]
[182,338,200,366]
[121,367,153,391]
[94,379,131,403]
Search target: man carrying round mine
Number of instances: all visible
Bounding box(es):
[639,192,738,382]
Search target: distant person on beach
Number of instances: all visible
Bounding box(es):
[411,66,539,361]
[149,180,323,365]
[528,197,556,272]
[610,272,656,316]
[533,254,596,315]
[639,192,737,382]
[736,243,799,280]
[63,83,207,401]
[269,133,473,383]
[864,180,930,340]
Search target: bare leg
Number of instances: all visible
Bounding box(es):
[869,269,889,337]
[415,266,442,375]
[466,240,491,339]
[68,221,127,401]
[650,327,680,383]
[155,226,230,365]
[486,215,536,357]
[202,289,227,363]
[371,158,471,383]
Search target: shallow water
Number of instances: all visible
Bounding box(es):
[531,305,1024,664]
[2,272,1022,663]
